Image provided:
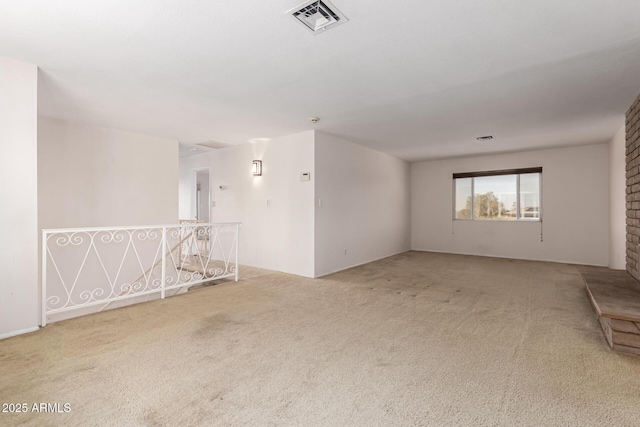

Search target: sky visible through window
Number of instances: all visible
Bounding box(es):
[474,175,516,210]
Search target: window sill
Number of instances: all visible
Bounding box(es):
[453,218,541,222]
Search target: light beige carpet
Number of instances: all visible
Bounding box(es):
[1,251,640,426]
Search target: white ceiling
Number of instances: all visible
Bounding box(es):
[1,0,640,161]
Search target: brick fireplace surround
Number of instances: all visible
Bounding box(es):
[581,92,640,356]
[627,94,640,279]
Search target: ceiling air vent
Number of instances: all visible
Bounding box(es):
[286,0,348,34]
[196,140,231,149]
[476,135,494,141]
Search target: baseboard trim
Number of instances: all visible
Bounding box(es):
[0,326,39,340]
[409,248,608,267]
[314,249,411,278]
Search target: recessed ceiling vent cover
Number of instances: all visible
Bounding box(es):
[196,140,231,149]
[476,135,494,141]
[287,0,348,34]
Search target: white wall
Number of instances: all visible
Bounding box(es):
[38,118,179,323]
[314,132,411,277]
[178,159,195,220]
[412,144,609,266]
[38,117,178,229]
[179,131,315,277]
[609,123,626,269]
[0,57,39,339]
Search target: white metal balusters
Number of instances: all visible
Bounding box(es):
[41,222,241,326]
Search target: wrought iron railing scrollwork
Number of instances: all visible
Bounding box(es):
[41,222,241,326]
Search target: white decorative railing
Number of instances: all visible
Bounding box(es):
[41,222,241,326]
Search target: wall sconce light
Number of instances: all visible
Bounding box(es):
[252,160,262,176]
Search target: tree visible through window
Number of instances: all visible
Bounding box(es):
[453,168,541,221]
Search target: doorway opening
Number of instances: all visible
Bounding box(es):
[194,168,210,222]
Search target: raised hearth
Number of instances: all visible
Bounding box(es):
[581,267,640,356]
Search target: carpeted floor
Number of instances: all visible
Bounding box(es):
[1,251,640,426]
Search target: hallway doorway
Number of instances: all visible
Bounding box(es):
[195,168,210,221]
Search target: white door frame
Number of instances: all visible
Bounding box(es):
[193,167,211,221]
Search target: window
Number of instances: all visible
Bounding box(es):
[453,168,541,221]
